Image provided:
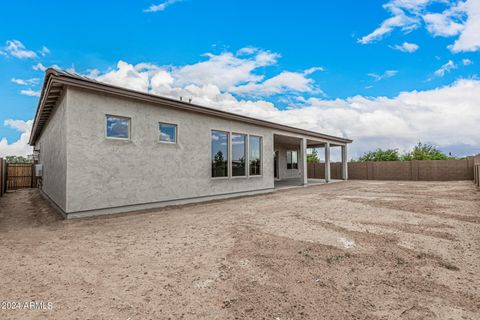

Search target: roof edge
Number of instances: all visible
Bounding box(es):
[29,68,353,145]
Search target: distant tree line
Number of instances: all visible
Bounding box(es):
[356,142,460,162]
[4,156,33,163]
[307,143,464,163]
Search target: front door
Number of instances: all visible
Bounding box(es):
[274,151,279,179]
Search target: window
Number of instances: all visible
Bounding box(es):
[106,115,130,139]
[159,123,177,143]
[211,131,229,177]
[232,133,246,177]
[249,135,262,176]
[287,150,298,169]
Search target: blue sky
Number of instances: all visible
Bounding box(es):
[1,0,479,158]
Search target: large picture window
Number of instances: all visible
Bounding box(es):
[287,150,298,169]
[211,131,229,177]
[232,133,246,177]
[106,115,130,139]
[159,123,177,143]
[249,135,262,176]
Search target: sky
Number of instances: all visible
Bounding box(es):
[0,0,479,159]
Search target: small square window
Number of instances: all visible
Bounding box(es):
[159,123,177,143]
[106,115,130,139]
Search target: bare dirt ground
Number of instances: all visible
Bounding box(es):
[0,181,479,320]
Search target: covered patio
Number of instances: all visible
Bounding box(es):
[273,133,348,189]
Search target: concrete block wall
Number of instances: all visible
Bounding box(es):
[308,158,475,181]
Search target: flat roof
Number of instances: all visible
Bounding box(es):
[29,68,353,145]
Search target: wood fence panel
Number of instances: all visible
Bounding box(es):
[6,163,34,190]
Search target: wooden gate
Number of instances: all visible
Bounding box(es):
[6,163,34,190]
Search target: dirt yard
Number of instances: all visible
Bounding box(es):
[0,181,479,320]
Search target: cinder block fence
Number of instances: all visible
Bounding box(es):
[308,158,476,182]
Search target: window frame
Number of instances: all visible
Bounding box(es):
[211,130,230,179]
[231,132,247,178]
[248,135,263,177]
[287,150,299,170]
[158,122,178,144]
[105,114,131,140]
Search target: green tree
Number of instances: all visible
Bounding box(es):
[401,142,454,160]
[307,149,320,163]
[358,149,401,162]
[214,150,225,165]
[5,155,32,163]
[212,150,227,176]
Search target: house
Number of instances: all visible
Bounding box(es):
[29,69,352,218]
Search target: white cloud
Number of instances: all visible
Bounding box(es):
[32,62,61,72]
[20,89,41,97]
[2,40,37,59]
[423,14,463,36]
[360,0,480,52]
[450,0,480,52]
[0,120,33,157]
[171,50,280,91]
[434,60,457,77]
[96,61,150,92]
[304,67,324,75]
[90,49,317,100]
[6,78,479,159]
[232,69,322,97]
[422,0,466,37]
[39,46,50,56]
[4,119,31,132]
[358,0,428,44]
[236,47,258,55]
[32,63,47,71]
[11,78,39,86]
[269,80,480,158]
[390,41,419,52]
[462,58,473,65]
[368,70,399,81]
[144,0,182,12]
[17,48,475,160]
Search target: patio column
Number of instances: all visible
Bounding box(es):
[342,145,348,180]
[325,142,331,183]
[301,138,308,185]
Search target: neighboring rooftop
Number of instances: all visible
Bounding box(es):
[29,68,353,145]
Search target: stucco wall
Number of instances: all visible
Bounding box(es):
[274,143,304,180]
[36,92,67,211]
[64,87,275,213]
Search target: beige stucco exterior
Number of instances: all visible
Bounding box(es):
[36,91,68,211]
[31,70,351,218]
[62,87,279,215]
